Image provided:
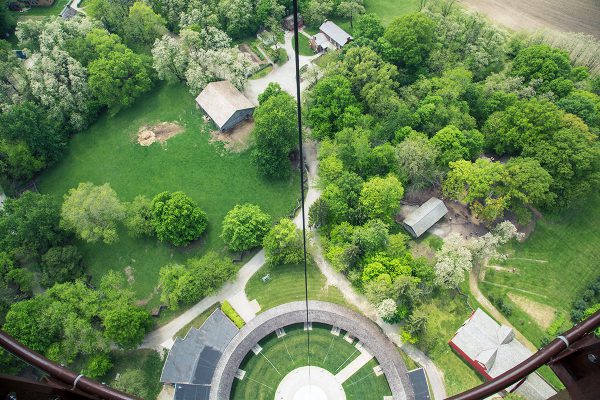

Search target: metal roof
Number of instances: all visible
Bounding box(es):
[160,308,239,386]
[195,81,254,130]
[449,309,556,400]
[319,20,353,47]
[174,384,210,400]
[402,197,448,238]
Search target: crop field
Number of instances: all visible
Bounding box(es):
[458,0,600,38]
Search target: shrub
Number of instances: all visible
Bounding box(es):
[83,353,112,378]
[124,195,155,238]
[40,245,84,287]
[221,300,245,328]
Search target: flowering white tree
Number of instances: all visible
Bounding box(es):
[151,35,189,82]
[27,49,93,131]
[377,298,397,322]
[434,233,473,289]
[434,221,522,289]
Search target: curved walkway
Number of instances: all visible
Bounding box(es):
[209,301,414,400]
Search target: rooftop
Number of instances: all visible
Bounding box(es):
[319,20,353,47]
[195,81,255,130]
[402,197,448,238]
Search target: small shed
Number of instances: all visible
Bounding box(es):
[59,3,79,19]
[283,14,303,31]
[402,197,448,238]
[195,81,255,131]
[309,32,332,53]
[318,20,353,49]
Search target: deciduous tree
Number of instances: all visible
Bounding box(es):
[221,204,272,252]
[359,175,404,224]
[151,191,207,246]
[60,182,125,244]
[263,218,303,265]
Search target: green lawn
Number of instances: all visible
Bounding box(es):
[292,34,314,56]
[37,82,300,307]
[245,259,349,311]
[481,193,600,342]
[250,65,273,80]
[365,0,422,25]
[415,289,485,396]
[11,0,69,17]
[231,323,391,400]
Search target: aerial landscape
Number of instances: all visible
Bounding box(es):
[0,0,599,399]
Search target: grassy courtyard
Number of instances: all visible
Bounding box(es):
[231,323,391,400]
[245,259,349,311]
[37,83,300,307]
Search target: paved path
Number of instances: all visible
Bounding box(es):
[335,349,373,384]
[244,31,319,104]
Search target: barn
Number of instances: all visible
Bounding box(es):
[195,81,255,131]
[402,197,448,238]
[449,308,556,400]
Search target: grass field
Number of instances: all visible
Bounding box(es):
[37,83,300,307]
[245,260,349,311]
[292,34,314,56]
[415,289,485,396]
[481,194,600,343]
[365,0,421,24]
[10,0,69,17]
[105,349,164,400]
[231,323,391,400]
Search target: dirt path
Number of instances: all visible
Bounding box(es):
[469,270,538,352]
[459,0,600,38]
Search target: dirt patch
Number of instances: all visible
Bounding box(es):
[124,266,135,284]
[458,0,600,38]
[209,119,254,153]
[508,292,556,329]
[137,122,184,146]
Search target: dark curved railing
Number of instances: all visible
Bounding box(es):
[0,331,137,400]
[2,308,599,399]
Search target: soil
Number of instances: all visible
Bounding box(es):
[239,43,267,65]
[508,292,556,329]
[137,122,184,146]
[209,119,254,153]
[458,0,600,38]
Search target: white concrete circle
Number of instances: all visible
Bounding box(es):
[274,366,346,400]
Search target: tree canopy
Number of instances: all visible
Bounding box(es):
[151,191,208,246]
[221,204,272,252]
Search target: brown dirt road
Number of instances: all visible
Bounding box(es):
[459,0,600,38]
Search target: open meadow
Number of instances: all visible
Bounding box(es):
[37,83,300,307]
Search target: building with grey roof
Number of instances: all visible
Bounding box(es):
[317,20,353,49]
[160,308,239,399]
[195,81,255,131]
[449,308,556,400]
[402,197,448,238]
[59,3,78,19]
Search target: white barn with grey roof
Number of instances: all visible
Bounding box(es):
[195,81,255,131]
[319,20,353,49]
[449,309,556,400]
[402,197,448,238]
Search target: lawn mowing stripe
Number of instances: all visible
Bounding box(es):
[281,335,296,366]
[345,370,377,387]
[322,334,336,365]
[260,353,282,376]
[245,376,274,391]
[334,348,359,373]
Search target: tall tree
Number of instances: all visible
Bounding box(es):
[251,91,298,179]
[383,13,437,71]
[221,204,272,252]
[336,0,365,29]
[263,218,303,265]
[151,191,208,246]
[359,175,404,224]
[60,182,126,244]
[124,1,167,48]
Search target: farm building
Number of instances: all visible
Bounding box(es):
[402,197,448,238]
[160,308,239,400]
[449,309,556,400]
[195,81,255,131]
[310,20,353,52]
[283,14,303,31]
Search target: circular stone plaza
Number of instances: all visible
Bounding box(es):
[160,301,416,400]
